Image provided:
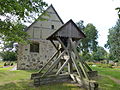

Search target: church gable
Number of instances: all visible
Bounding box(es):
[26,5,64,39]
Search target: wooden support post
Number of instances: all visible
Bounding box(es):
[70,74,77,82]
[69,38,90,80]
[39,49,61,73]
[74,40,92,71]
[74,41,92,71]
[75,40,80,48]
[57,37,67,50]
[72,74,98,90]
[79,62,89,80]
[56,58,70,75]
[67,39,73,74]
[50,40,58,50]
[83,62,92,71]
[70,52,83,78]
[68,59,73,74]
[42,50,66,77]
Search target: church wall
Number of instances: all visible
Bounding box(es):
[17,5,63,70]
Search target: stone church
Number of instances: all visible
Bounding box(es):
[17,5,64,70]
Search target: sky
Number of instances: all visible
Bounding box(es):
[44,0,120,48]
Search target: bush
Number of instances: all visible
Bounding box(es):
[3,62,14,66]
[4,63,7,66]
[0,51,17,61]
[11,63,13,66]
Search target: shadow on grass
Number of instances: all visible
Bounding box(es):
[0,80,84,90]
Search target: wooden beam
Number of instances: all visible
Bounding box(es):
[68,59,73,74]
[42,50,66,77]
[56,58,70,75]
[74,75,98,90]
[38,74,71,85]
[39,49,61,73]
[73,41,92,71]
[67,39,73,74]
[50,40,58,50]
[70,52,83,78]
[56,37,67,50]
[83,62,92,71]
[70,74,77,82]
[72,49,89,79]
[75,40,80,48]
[69,38,90,80]
[79,62,89,80]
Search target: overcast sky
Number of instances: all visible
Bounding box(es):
[44,0,120,48]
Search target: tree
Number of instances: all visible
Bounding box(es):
[116,7,120,18]
[77,22,98,55]
[92,46,107,61]
[105,19,120,61]
[0,51,17,61]
[0,0,47,43]
[76,20,85,30]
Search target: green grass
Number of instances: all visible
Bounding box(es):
[96,75,120,90]
[0,66,82,90]
[0,67,34,85]
[91,66,120,79]
[0,61,16,68]
[1,61,120,90]
[91,66,120,90]
[0,81,83,90]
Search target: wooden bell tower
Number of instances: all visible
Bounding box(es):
[31,19,98,90]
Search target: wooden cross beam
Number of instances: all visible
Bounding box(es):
[70,52,83,78]
[56,37,68,50]
[56,58,70,75]
[50,40,59,50]
[69,38,90,80]
[41,50,67,77]
[39,49,61,73]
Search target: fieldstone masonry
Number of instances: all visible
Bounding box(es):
[17,40,56,70]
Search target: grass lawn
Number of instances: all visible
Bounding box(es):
[0,66,83,90]
[0,61,120,90]
[97,76,120,90]
[91,66,120,79]
[91,66,120,90]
